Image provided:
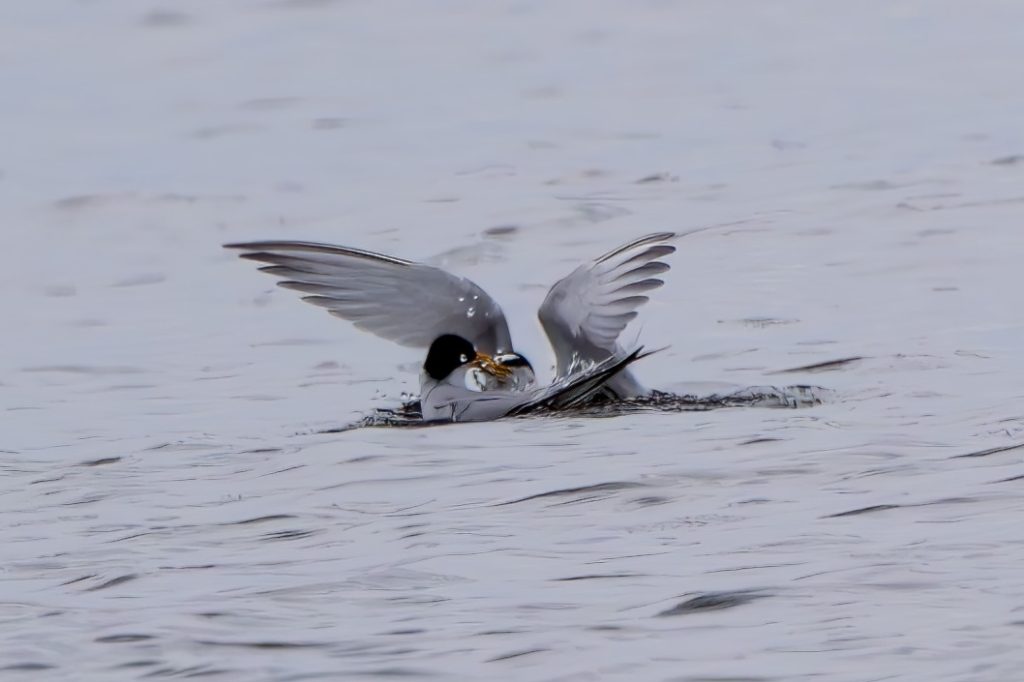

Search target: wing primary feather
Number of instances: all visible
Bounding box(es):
[605,261,670,282]
[226,241,413,266]
[243,254,375,277]
[594,232,677,264]
[260,267,368,288]
[610,278,664,295]
[612,244,677,269]
[588,311,638,330]
[301,295,344,308]
[279,281,357,296]
[602,295,649,310]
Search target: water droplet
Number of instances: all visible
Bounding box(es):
[472,294,479,300]
[466,307,476,318]
[457,296,465,302]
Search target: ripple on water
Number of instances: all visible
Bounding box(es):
[656,590,773,617]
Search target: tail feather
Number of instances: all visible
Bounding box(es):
[509,347,656,416]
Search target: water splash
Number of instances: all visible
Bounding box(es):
[323,385,829,432]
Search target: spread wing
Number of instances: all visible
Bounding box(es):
[538,232,676,376]
[225,241,513,354]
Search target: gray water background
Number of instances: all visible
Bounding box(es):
[3,1,1024,679]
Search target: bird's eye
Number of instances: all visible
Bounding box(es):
[460,353,468,363]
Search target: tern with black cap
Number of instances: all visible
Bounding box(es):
[225,232,676,422]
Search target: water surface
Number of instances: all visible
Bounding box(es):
[3,1,1024,680]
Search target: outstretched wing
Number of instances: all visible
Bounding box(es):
[538,232,676,376]
[225,241,513,354]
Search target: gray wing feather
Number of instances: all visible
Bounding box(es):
[225,241,513,354]
[538,232,676,376]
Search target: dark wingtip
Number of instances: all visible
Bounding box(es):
[237,252,277,264]
[636,345,668,361]
[222,240,415,266]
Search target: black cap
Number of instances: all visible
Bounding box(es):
[423,334,475,380]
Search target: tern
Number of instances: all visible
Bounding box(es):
[225,232,676,422]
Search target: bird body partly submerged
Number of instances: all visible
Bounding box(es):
[225,232,677,422]
[417,334,652,422]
